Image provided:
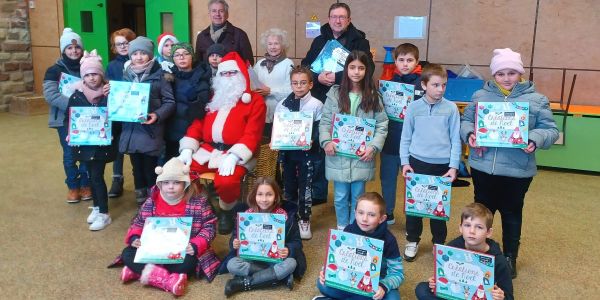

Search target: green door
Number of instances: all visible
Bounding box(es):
[63,0,109,67]
[145,0,190,44]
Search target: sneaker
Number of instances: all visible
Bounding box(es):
[299,220,312,240]
[386,213,395,225]
[336,225,346,230]
[312,295,332,300]
[135,188,148,205]
[108,176,124,198]
[80,186,93,201]
[89,213,111,231]
[87,206,100,224]
[404,242,419,262]
[66,188,80,203]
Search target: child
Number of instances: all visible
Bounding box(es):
[319,50,388,230]
[43,27,91,203]
[275,65,323,239]
[119,36,175,204]
[220,177,306,297]
[106,27,136,198]
[460,48,559,278]
[117,158,220,296]
[400,63,461,262]
[414,203,514,300]
[315,192,404,300]
[379,43,424,225]
[206,43,225,77]
[156,32,179,69]
[66,50,120,230]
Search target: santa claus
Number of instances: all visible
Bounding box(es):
[433,201,447,217]
[356,270,373,292]
[471,284,487,300]
[178,52,266,234]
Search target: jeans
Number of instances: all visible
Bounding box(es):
[316,278,401,300]
[112,153,124,178]
[121,246,198,274]
[227,257,297,280]
[414,282,438,300]
[87,160,108,213]
[380,153,402,215]
[333,181,365,228]
[129,153,158,190]
[56,126,89,189]
[281,153,314,220]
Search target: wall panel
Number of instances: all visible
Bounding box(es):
[256,0,296,58]
[32,46,60,94]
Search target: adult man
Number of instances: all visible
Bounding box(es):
[195,0,254,64]
[178,52,266,234]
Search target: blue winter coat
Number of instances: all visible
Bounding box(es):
[42,56,81,128]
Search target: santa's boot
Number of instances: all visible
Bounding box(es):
[121,266,141,283]
[224,267,281,297]
[140,264,187,296]
[218,208,235,235]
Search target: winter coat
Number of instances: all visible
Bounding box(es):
[319,86,388,182]
[218,200,307,279]
[65,91,121,162]
[460,80,559,178]
[43,57,81,128]
[106,54,128,81]
[300,23,373,102]
[195,21,254,64]
[118,61,176,156]
[253,58,294,123]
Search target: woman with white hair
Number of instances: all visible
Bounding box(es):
[253,28,294,138]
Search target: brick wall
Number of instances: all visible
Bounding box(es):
[0,0,32,112]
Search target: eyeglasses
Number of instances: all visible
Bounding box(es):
[329,15,348,21]
[219,70,239,77]
[115,42,129,48]
[291,81,309,87]
[173,52,192,59]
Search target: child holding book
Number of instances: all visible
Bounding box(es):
[400,64,461,262]
[414,203,514,300]
[319,50,388,230]
[66,50,120,230]
[221,177,307,297]
[115,158,219,296]
[379,43,424,224]
[275,65,323,239]
[315,192,404,300]
[460,48,558,278]
[43,27,91,203]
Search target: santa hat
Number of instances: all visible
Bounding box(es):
[364,271,370,277]
[60,28,83,53]
[217,52,252,103]
[157,33,179,55]
[490,48,525,75]
[80,50,104,78]
[155,158,190,188]
[437,201,443,206]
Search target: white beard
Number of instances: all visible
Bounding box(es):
[207,73,246,112]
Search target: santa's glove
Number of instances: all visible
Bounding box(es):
[177,149,193,166]
[218,153,239,176]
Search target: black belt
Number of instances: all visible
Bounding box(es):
[210,142,232,151]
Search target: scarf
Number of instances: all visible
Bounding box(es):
[61,53,81,74]
[260,52,287,73]
[210,23,227,43]
[75,80,104,104]
[493,78,527,97]
[281,92,301,111]
[127,58,155,82]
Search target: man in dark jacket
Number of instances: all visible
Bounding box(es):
[195,0,254,64]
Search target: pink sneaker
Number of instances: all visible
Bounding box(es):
[121,266,140,283]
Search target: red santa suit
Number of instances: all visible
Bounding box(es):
[471,284,487,300]
[433,201,447,217]
[179,52,266,208]
[357,271,373,292]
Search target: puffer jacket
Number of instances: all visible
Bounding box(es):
[43,57,81,128]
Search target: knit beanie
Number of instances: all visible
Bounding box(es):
[80,50,104,77]
[155,158,191,188]
[157,33,179,55]
[170,42,195,62]
[128,36,154,59]
[490,48,525,75]
[207,43,226,58]
[60,28,83,53]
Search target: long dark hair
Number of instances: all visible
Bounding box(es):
[246,177,282,212]
[338,50,381,114]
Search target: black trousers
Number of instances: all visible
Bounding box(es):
[129,153,158,190]
[86,160,108,214]
[121,246,198,274]
[471,168,532,258]
[281,153,314,221]
[405,156,449,245]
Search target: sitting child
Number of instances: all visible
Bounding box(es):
[414,203,514,300]
[220,177,307,297]
[315,192,404,300]
[115,158,220,296]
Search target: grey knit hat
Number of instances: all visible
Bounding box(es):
[206,43,226,58]
[128,36,154,59]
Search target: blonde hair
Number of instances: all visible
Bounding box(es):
[260,28,289,52]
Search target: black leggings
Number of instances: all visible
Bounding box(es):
[129,153,158,190]
[86,160,108,213]
[121,246,198,274]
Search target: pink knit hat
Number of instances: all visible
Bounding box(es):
[80,50,104,77]
[490,48,524,75]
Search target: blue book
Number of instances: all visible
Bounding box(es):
[68,106,112,146]
[270,111,314,150]
[107,80,151,122]
[379,80,415,122]
[134,217,193,264]
[475,102,529,148]
[310,39,350,74]
[237,213,286,263]
[59,72,81,98]
[324,229,384,297]
[330,114,376,159]
[404,173,452,221]
[434,244,495,300]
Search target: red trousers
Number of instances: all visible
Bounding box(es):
[191,162,246,203]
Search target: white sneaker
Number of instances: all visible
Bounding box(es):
[299,220,312,240]
[89,213,111,231]
[404,242,419,262]
[87,207,100,224]
[336,225,346,230]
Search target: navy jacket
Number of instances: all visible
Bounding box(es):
[106,55,128,81]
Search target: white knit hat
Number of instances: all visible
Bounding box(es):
[155,158,191,188]
[60,28,83,53]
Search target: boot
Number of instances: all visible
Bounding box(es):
[80,186,93,201]
[121,266,140,283]
[135,188,148,205]
[108,176,124,198]
[286,273,294,290]
[218,208,235,235]
[140,264,187,296]
[506,256,517,279]
[224,267,280,297]
[66,188,80,203]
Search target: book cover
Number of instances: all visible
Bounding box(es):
[68,106,112,146]
[404,173,452,221]
[434,244,495,300]
[134,217,193,264]
[324,229,384,297]
[237,213,286,263]
[107,80,151,122]
[379,80,415,121]
[310,39,350,74]
[270,111,314,150]
[59,72,81,98]
[330,113,376,159]
[475,102,529,148]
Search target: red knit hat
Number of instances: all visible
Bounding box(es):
[156,33,179,55]
[217,52,252,103]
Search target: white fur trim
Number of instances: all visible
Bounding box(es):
[179,137,200,152]
[192,146,212,165]
[211,107,231,143]
[217,60,240,74]
[241,93,251,103]
[139,264,157,285]
[228,143,253,164]
[219,199,237,210]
